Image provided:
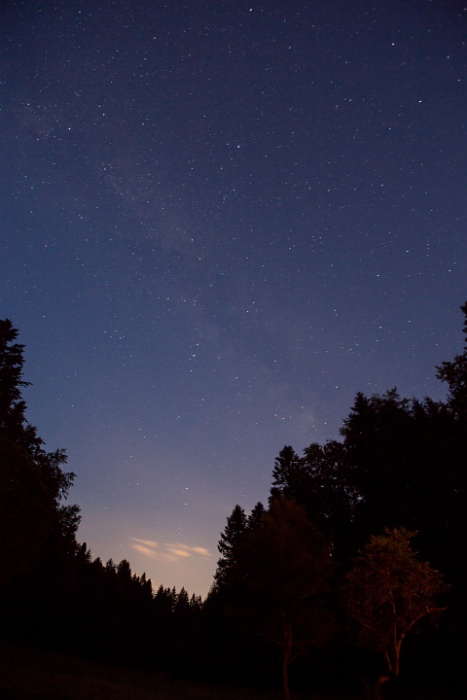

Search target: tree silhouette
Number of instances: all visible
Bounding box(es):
[231,497,334,699]
[270,442,356,559]
[213,503,248,590]
[339,385,467,592]
[270,445,305,500]
[437,301,467,421]
[0,319,79,600]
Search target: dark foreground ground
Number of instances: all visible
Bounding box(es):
[0,642,340,700]
[0,642,459,700]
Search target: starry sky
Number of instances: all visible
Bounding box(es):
[1,0,466,596]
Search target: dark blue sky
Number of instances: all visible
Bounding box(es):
[1,0,466,595]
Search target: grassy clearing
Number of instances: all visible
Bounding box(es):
[0,642,451,700]
[0,642,304,700]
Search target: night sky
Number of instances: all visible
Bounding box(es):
[1,0,466,596]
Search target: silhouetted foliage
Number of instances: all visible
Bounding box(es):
[340,387,467,593]
[241,498,335,699]
[437,301,467,420]
[0,319,80,640]
[213,503,248,591]
[246,500,266,531]
[210,497,334,698]
[270,445,305,502]
[270,441,357,560]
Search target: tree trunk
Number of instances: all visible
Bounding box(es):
[282,649,291,700]
[363,674,391,700]
[281,613,293,700]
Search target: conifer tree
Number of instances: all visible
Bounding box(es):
[214,504,247,589]
[0,319,79,593]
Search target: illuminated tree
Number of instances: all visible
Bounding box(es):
[345,528,448,697]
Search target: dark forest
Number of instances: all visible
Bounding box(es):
[1,303,467,699]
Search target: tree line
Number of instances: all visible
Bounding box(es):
[1,304,466,698]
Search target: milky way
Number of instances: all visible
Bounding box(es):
[1,0,466,595]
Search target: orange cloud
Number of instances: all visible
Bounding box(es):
[130,538,212,562]
[167,547,191,558]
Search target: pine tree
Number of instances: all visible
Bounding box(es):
[0,319,79,596]
[214,504,247,589]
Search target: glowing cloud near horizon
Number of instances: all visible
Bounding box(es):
[131,537,212,562]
